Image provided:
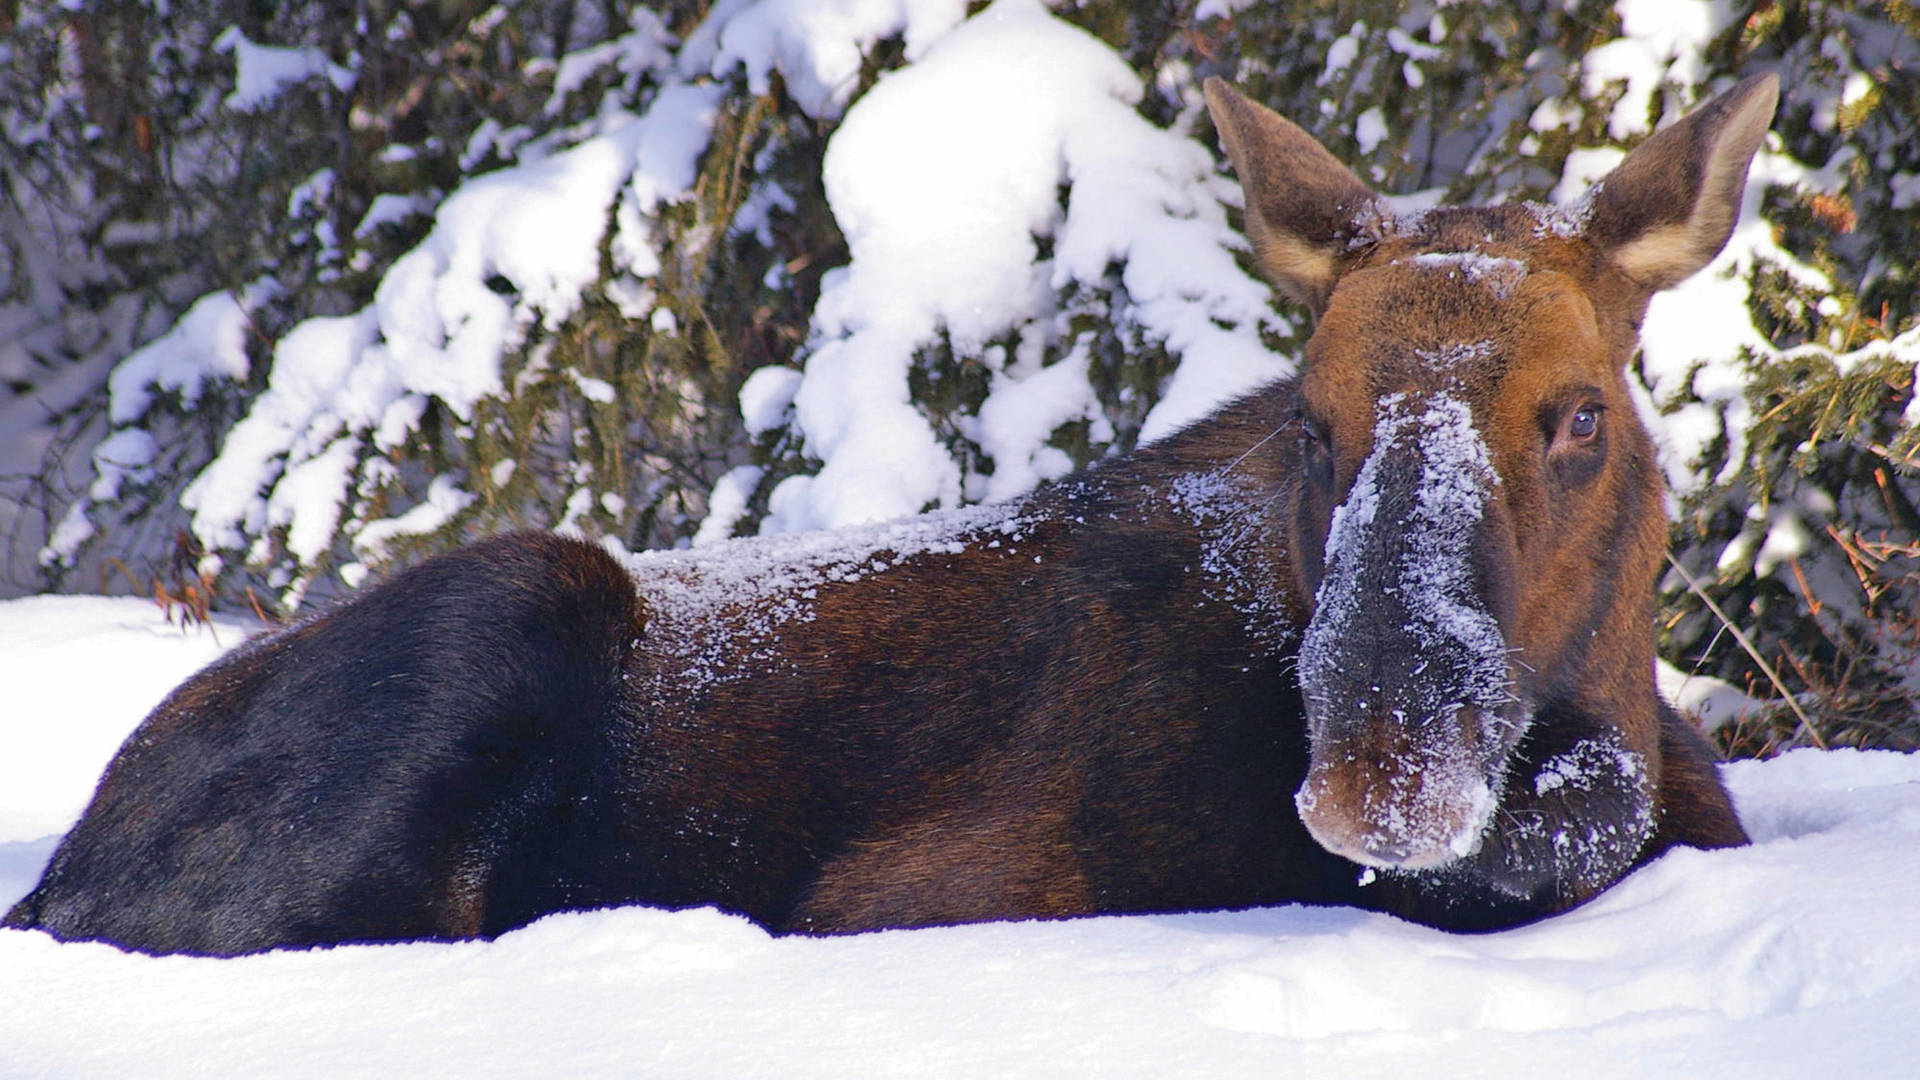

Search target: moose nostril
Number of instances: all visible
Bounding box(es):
[1359,835,1411,865]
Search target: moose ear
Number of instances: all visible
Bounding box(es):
[1204,77,1386,315]
[1587,74,1780,292]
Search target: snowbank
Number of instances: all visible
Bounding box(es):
[0,597,260,844]
[0,595,1915,1077]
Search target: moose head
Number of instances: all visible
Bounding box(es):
[1205,75,1777,881]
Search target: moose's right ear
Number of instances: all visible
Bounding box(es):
[1204,77,1386,316]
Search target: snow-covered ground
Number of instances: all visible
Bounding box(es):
[1,596,1917,1077]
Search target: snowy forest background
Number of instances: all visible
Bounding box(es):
[1,0,1915,753]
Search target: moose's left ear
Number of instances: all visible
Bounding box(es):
[1588,74,1780,291]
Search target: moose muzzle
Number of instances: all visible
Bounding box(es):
[1294,391,1526,871]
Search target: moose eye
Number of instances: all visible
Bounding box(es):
[1568,406,1600,442]
[1298,415,1335,485]
[1545,400,1606,488]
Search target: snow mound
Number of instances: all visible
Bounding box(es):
[761,0,1285,534]
[0,597,261,844]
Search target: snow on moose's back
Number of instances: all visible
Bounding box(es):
[622,500,1038,695]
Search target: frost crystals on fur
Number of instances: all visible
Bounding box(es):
[1405,252,1529,299]
[1506,732,1656,891]
[627,501,1035,697]
[1167,470,1296,656]
[1300,391,1512,723]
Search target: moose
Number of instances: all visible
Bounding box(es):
[5,75,1778,955]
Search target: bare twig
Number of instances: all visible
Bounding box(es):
[1665,552,1829,750]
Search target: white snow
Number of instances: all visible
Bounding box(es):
[40,283,275,568]
[1656,658,1769,732]
[166,63,720,579]
[687,0,972,120]
[352,192,433,239]
[213,27,355,112]
[1406,252,1529,299]
[0,597,261,843]
[626,499,1034,694]
[105,286,261,426]
[1578,0,1732,139]
[973,342,1105,503]
[737,364,803,436]
[266,432,361,566]
[82,429,158,503]
[1395,396,1508,698]
[1,596,1918,1077]
[689,465,766,547]
[1885,326,1920,430]
[1301,432,1383,670]
[759,0,1285,534]
[1165,469,1295,655]
[1321,28,1364,85]
[1354,107,1389,154]
[545,9,675,117]
[353,474,478,564]
[1194,0,1259,20]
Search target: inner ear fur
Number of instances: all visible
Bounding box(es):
[1204,77,1386,315]
[1587,74,1780,291]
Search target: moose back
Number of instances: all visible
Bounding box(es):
[5,75,1778,955]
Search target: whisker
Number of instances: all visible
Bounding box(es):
[1216,422,1291,478]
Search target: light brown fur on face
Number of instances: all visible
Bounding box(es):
[1305,223,1672,786]
[1288,235,1664,869]
[1209,74,1775,881]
